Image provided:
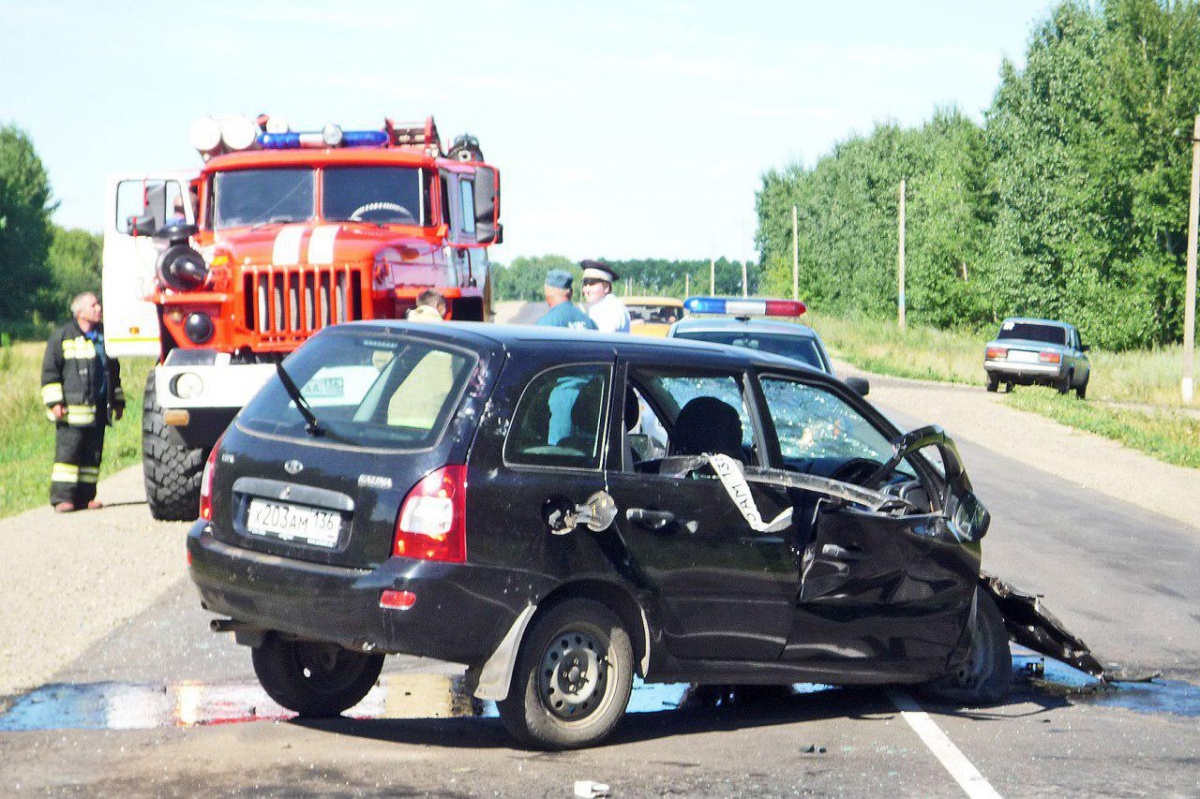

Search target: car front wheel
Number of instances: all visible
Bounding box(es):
[1076,375,1089,400]
[251,635,384,717]
[497,599,634,750]
[921,589,1012,706]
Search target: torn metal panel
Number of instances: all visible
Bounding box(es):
[982,572,1107,679]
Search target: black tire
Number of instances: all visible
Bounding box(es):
[251,635,384,717]
[1057,371,1072,395]
[142,372,208,521]
[1076,376,1088,400]
[985,375,999,393]
[497,599,634,750]
[1005,382,1014,393]
[922,589,1012,706]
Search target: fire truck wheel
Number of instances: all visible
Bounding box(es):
[142,372,208,521]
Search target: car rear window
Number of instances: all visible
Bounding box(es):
[238,328,476,449]
[997,322,1067,345]
[627,304,682,324]
[674,330,827,372]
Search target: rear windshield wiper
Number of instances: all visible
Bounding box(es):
[275,361,326,437]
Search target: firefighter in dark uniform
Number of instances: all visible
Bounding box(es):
[41,292,125,512]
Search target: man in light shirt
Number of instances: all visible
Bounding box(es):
[580,259,631,333]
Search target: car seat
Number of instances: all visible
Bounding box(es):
[671,397,745,462]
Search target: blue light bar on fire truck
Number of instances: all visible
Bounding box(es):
[683,297,807,317]
[257,129,390,149]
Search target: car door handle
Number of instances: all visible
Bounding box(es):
[626,508,675,531]
[821,543,865,561]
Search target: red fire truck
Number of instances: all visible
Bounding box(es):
[101,115,501,520]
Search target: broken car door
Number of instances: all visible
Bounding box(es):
[602,362,796,662]
[757,376,979,678]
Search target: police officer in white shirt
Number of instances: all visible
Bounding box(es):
[580,260,631,334]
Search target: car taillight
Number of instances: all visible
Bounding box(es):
[1039,351,1061,364]
[394,465,466,563]
[985,347,1008,360]
[198,443,221,521]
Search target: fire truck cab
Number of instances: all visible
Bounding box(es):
[103,115,501,520]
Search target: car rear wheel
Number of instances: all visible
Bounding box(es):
[985,375,1000,393]
[922,588,1012,706]
[497,599,634,750]
[251,636,384,717]
[1057,371,1073,395]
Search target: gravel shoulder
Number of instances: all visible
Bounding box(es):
[2,330,1195,702]
[0,467,190,699]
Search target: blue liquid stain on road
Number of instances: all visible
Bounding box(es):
[1,651,1196,732]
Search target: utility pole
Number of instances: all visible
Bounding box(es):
[1184,114,1200,404]
[685,273,690,298]
[741,259,748,297]
[898,179,907,330]
[792,205,799,301]
[710,257,715,294]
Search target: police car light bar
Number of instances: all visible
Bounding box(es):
[684,297,807,317]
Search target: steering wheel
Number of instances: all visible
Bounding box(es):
[828,457,887,488]
[349,201,414,222]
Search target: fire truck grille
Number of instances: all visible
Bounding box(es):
[243,266,364,339]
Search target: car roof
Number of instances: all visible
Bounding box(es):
[669,317,821,339]
[624,296,683,307]
[999,317,1075,330]
[336,319,826,374]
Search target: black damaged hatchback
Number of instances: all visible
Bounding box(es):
[189,321,1010,749]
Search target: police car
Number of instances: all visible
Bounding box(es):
[668,297,869,396]
[189,321,1006,750]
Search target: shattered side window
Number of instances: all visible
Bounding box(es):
[504,365,610,470]
[761,377,914,477]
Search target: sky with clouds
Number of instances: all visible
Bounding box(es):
[0,0,1054,264]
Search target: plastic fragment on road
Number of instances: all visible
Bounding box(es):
[574,780,611,798]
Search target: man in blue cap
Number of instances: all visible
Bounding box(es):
[537,269,597,330]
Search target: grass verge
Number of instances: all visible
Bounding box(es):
[0,341,151,519]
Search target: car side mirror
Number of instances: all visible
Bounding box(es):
[472,165,501,245]
[844,376,870,397]
[128,214,157,237]
[948,490,990,541]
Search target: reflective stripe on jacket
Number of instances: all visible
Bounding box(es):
[41,319,125,426]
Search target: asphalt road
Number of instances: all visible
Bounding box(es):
[2,310,1198,797]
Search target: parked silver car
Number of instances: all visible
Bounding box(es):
[984,318,1090,398]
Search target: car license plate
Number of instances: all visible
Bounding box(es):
[302,376,344,399]
[1008,349,1040,364]
[247,499,342,548]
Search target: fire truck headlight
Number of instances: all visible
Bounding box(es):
[190,117,222,155]
[171,372,204,400]
[220,116,259,151]
[184,313,215,345]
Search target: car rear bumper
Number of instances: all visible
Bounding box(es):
[984,361,1065,382]
[187,521,539,665]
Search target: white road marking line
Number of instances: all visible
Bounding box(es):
[887,690,1003,799]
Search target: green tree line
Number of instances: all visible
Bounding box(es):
[0,124,103,338]
[492,255,755,302]
[757,0,1200,350]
